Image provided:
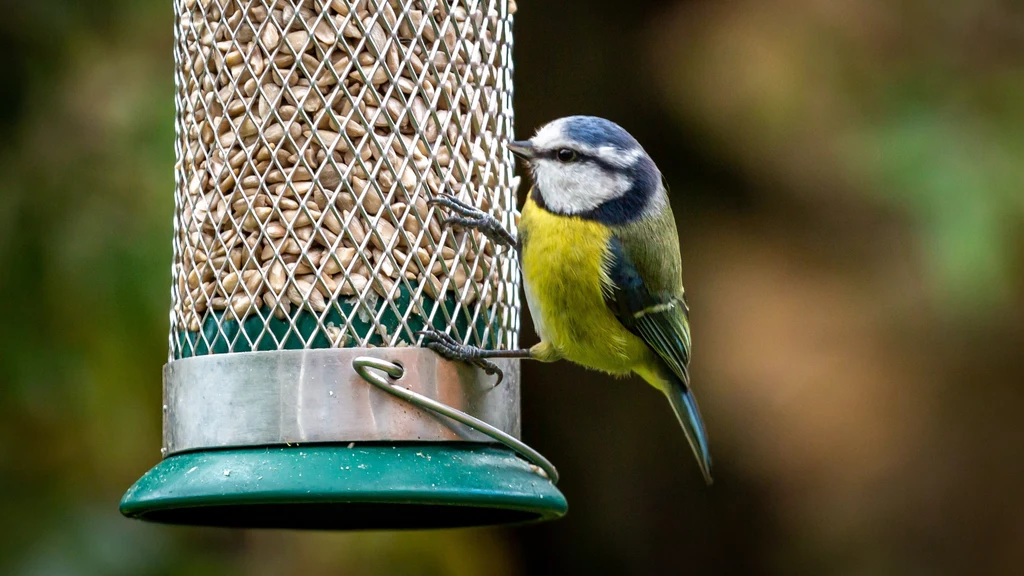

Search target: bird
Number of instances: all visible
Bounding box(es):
[419,115,712,484]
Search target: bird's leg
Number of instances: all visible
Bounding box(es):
[422,194,522,385]
[416,329,531,387]
[427,194,517,248]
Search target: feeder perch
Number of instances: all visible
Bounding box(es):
[120,0,565,529]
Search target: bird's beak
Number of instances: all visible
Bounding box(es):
[507,140,536,160]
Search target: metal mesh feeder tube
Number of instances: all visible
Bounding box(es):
[120,0,565,529]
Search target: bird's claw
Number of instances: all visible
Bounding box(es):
[427,194,516,247]
[416,329,504,387]
[427,193,487,219]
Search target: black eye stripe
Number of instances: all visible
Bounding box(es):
[540,148,587,162]
[539,148,571,161]
[538,148,627,174]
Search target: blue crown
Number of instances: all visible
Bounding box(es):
[561,116,641,152]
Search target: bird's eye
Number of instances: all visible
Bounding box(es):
[556,148,577,162]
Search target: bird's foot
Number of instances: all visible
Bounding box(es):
[416,329,505,387]
[427,194,516,247]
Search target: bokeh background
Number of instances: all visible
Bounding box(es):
[2,0,1024,574]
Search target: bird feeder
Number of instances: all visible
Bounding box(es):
[120,0,565,529]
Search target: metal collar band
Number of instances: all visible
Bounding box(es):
[162,348,520,456]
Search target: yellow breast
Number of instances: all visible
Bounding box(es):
[519,193,650,375]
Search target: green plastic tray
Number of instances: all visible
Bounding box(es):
[120,444,567,529]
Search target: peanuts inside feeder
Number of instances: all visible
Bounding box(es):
[120,0,565,529]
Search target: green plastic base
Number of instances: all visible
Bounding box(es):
[120,444,567,530]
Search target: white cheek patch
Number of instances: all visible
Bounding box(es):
[533,159,630,215]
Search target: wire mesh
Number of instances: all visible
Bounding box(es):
[171,0,520,359]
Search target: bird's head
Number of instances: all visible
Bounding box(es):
[507,116,665,224]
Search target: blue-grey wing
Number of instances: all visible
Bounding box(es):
[602,236,692,386]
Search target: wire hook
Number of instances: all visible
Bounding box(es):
[352,356,559,484]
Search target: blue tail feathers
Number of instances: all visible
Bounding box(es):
[665,380,713,485]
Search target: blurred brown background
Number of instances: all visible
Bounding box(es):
[2,0,1023,574]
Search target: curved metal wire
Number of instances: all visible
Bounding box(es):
[352,356,558,484]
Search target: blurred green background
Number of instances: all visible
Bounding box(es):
[2,0,1023,574]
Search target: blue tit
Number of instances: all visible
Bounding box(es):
[420,116,712,484]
